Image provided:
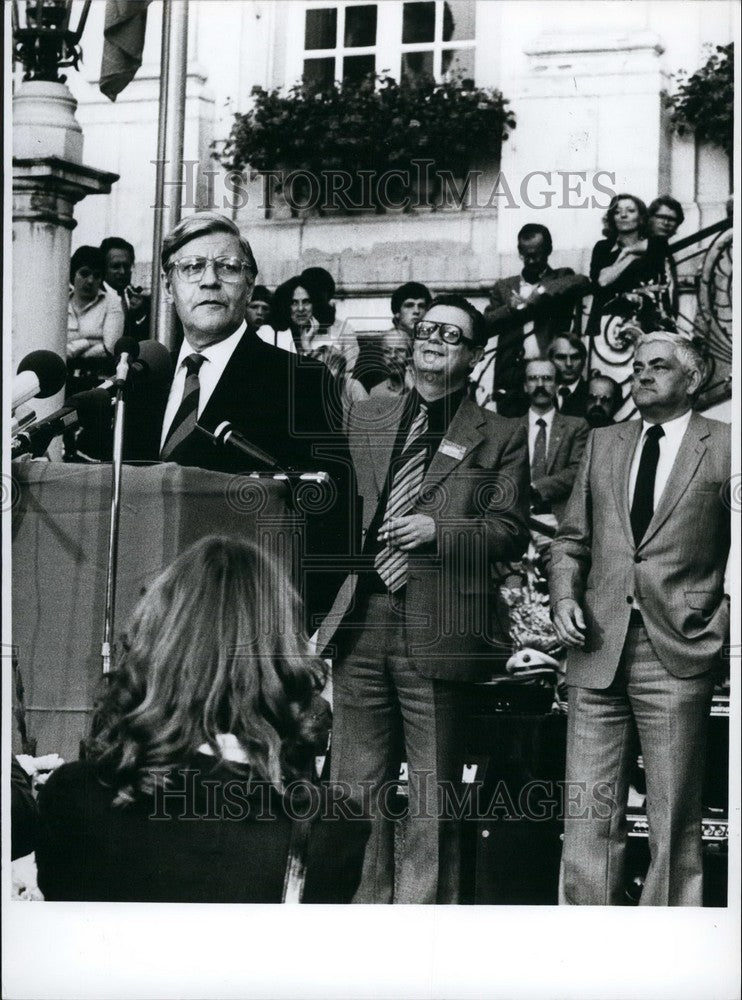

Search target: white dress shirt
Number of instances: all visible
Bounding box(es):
[527,406,556,460]
[160,321,247,449]
[628,409,693,510]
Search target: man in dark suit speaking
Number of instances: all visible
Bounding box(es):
[323,295,530,903]
[551,331,730,905]
[125,211,354,629]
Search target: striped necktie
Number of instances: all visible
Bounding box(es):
[374,403,429,592]
[160,353,205,461]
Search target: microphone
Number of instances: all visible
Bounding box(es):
[11,388,112,459]
[13,350,67,412]
[112,336,140,385]
[95,340,173,395]
[196,420,282,470]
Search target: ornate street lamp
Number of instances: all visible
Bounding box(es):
[12,0,92,82]
[12,0,118,420]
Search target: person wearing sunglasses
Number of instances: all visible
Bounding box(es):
[322,294,530,904]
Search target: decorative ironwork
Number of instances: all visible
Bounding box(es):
[12,0,91,83]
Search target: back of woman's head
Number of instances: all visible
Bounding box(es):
[91,536,326,803]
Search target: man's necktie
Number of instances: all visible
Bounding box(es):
[558,386,570,411]
[630,424,664,545]
[531,417,547,481]
[374,403,429,592]
[160,353,205,461]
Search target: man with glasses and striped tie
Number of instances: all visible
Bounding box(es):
[324,295,530,904]
[126,211,354,631]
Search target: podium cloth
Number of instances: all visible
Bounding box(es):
[11,462,293,759]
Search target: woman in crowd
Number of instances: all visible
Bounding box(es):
[35,536,369,903]
[586,193,669,337]
[66,245,124,394]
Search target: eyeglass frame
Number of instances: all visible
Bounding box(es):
[414,319,476,346]
[167,255,253,283]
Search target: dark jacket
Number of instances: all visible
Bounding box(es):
[36,757,370,903]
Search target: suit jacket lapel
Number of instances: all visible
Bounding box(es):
[362,396,405,496]
[640,412,709,547]
[422,397,486,490]
[612,419,642,546]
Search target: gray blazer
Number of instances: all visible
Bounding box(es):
[320,395,530,681]
[516,411,589,521]
[550,412,730,687]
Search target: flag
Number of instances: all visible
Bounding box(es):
[100,0,152,102]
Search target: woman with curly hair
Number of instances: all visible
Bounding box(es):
[586,193,670,337]
[35,536,369,902]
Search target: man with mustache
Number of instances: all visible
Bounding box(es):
[518,358,588,522]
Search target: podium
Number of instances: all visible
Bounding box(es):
[11,462,294,760]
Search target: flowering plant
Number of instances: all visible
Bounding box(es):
[217,73,515,208]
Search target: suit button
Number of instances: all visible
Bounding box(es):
[634,555,643,563]
[626,596,634,604]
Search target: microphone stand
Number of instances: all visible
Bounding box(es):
[101,354,133,675]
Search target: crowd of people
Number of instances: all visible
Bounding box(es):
[17,191,727,906]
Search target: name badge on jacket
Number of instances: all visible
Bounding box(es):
[439,439,467,461]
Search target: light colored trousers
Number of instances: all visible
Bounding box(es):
[560,624,714,906]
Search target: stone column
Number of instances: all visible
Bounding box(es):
[13,81,118,424]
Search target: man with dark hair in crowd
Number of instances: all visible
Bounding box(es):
[323,293,529,903]
[245,284,273,332]
[517,358,588,522]
[390,281,432,338]
[482,224,589,416]
[353,282,432,394]
[100,236,151,340]
[585,374,623,427]
[548,334,589,417]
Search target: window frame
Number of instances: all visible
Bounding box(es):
[284,0,476,88]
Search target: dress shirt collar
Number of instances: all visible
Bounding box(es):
[176,320,247,370]
[528,406,556,431]
[639,408,692,446]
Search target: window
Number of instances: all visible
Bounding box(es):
[401,0,476,85]
[301,3,379,86]
[289,1,476,89]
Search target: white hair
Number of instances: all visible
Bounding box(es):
[636,331,705,381]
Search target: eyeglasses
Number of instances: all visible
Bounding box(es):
[414,319,473,346]
[168,256,251,283]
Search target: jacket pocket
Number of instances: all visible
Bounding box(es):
[685,590,717,614]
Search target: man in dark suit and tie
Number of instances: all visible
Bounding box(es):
[324,295,530,903]
[101,237,151,341]
[548,335,589,418]
[518,358,588,523]
[551,331,730,905]
[481,225,589,415]
[124,211,354,630]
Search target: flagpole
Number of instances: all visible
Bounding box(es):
[151,0,189,349]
